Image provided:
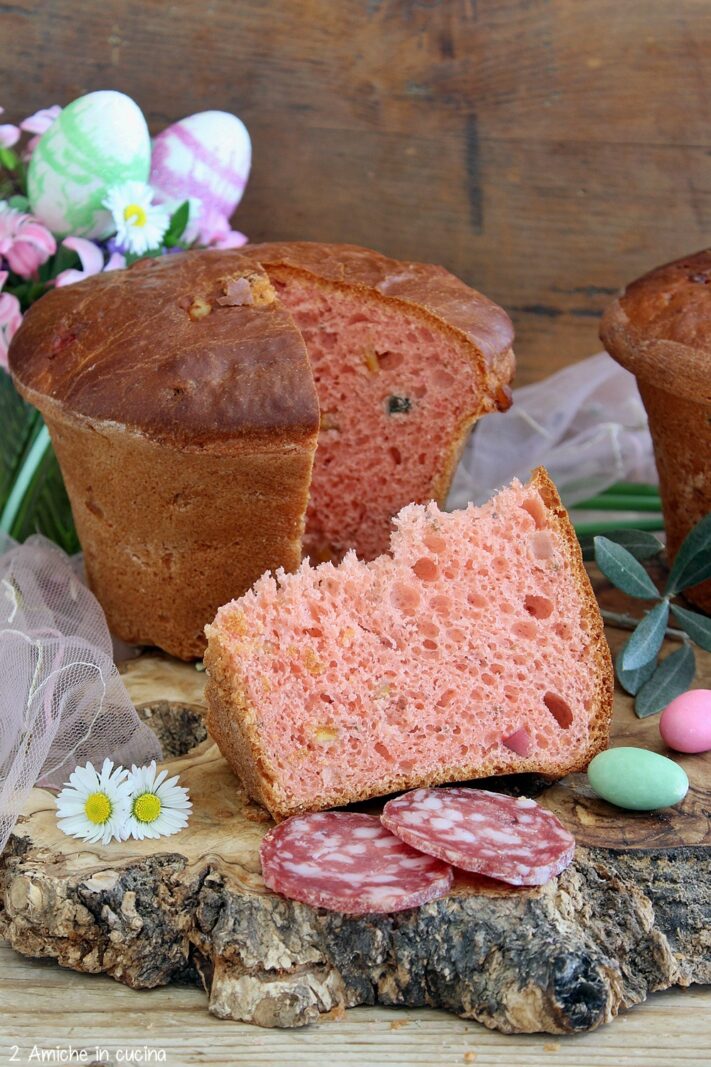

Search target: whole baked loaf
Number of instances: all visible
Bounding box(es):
[9,252,320,659]
[205,468,613,820]
[240,242,515,561]
[9,243,515,658]
[600,250,711,612]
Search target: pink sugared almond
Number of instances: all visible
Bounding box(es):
[204,468,613,821]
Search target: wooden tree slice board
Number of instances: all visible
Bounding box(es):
[1,623,709,1034]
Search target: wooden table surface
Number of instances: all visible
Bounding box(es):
[0,940,709,1067]
[1,613,710,1065]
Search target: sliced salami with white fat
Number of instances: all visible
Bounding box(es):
[260,811,453,914]
[381,787,575,886]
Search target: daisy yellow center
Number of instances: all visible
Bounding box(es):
[84,792,112,825]
[123,203,147,228]
[133,792,161,824]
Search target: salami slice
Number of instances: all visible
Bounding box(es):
[260,811,453,914]
[381,787,575,886]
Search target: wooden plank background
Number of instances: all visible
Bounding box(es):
[3,0,711,382]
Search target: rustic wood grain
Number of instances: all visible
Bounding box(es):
[0,941,708,1067]
[4,1,711,382]
[1,621,708,1035]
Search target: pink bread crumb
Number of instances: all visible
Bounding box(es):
[205,468,612,820]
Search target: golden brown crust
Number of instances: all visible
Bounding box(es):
[9,250,320,447]
[240,241,515,369]
[600,250,711,403]
[600,252,711,612]
[44,408,317,660]
[205,468,614,820]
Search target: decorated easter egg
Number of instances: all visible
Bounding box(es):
[660,689,711,753]
[149,111,251,228]
[28,91,151,239]
[587,747,689,811]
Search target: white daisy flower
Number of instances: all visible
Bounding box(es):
[56,758,132,845]
[103,181,170,255]
[124,761,191,840]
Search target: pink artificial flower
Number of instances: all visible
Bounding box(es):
[55,237,126,287]
[197,208,248,250]
[0,270,22,371]
[0,107,20,149]
[20,105,61,158]
[0,203,56,278]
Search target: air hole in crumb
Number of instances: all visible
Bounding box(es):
[481,673,495,686]
[437,689,456,708]
[555,622,572,640]
[521,496,548,529]
[389,446,402,465]
[423,529,447,554]
[304,627,322,639]
[503,726,532,757]
[512,620,537,640]
[430,594,452,616]
[544,692,573,729]
[390,582,420,614]
[525,594,554,619]
[492,557,507,574]
[468,592,486,609]
[374,741,391,761]
[377,350,404,370]
[423,639,438,651]
[530,531,555,560]
[448,627,465,643]
[412,557,438,582]
[418,621,439,640]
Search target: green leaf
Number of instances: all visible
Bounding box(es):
[2,424,79,554]
[665,513,711,595]
[0,146,19,170]
[670,603,711,652]
[634,643,696,718]
[594,536,661,599]
[579,529,662,563]
[621,599,670,671]
[8,193,29,211]
[0,371,43,516]
[163,200,191,247]
[615,638,657,695]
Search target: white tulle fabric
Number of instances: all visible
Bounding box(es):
[0,533,161,854]
[448,352,658,509]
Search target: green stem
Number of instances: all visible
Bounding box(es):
[601,609,688,643]
[601,483,661,497]
[574,517,665,536]
[575,496,662,512]
[0,423,51,535]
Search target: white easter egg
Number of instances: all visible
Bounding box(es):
[28,91,151,238]
[149,111,251,225]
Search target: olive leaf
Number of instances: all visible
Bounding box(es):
[634,643,696,718]
[579,529,662,563]
[163,201,191,248]
[665,513,711,595]
[594,536,661,599]
[670,603,711,652]
[621,599,670,672]
[615,638,657,696]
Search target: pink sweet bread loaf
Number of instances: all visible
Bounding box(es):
[204,468,613,820]
[240,242,515,562]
